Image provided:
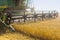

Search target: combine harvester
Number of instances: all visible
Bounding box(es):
[0,0,16,33]
[0,0,27,33]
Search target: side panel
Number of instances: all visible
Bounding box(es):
[7,0,15,8]
[0,0,7,6]
[0,0,8,11]
[0,0,15,11]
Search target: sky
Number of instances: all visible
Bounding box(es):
[29,0,60,12]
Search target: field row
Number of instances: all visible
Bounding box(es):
[12,18,60,40]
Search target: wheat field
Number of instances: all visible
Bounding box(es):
[11,16,60,40]
[0,32,38,40]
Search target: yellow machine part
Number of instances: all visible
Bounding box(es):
[0,5,7,8]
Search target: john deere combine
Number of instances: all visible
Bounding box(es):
[0,0,27,33]
[0,0,16,33]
